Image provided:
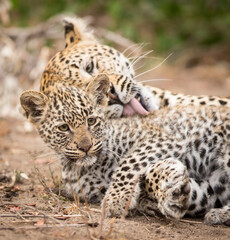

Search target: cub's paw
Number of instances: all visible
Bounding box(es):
[102,196,126,218]
[145,159,190,219]
[204,207,230,226]
[137,195,160,217]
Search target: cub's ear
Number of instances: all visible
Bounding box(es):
[20,91,48,124]
[63,17,96,49]
[86,74,110,106]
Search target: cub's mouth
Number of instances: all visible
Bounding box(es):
[108,85,149,116]
[64,154,98,167]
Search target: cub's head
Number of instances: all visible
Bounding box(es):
[41,17,149,118]
[21,75,110,166]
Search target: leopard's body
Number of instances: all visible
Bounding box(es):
[40,17,230,118]
[21,77,230,225]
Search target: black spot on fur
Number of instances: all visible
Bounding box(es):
[127,173,134,179]
[214,185,226,195]
[207,185,214,196]
[192,190,197,201]
[201,194,208,207]
[194,139,201,150]
[214,198,223,208]
[121,166,130,171]
[194,208,206,216]
[219,100,227,105]
[188,204,196,211]
[164,99,169,106]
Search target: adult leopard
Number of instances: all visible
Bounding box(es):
[40,17,230,118]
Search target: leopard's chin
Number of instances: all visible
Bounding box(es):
[65,155,97,167]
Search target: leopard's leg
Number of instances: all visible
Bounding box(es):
[137,191,161,217]
[62,164,109,203]
[178,164,230,226]
[144,158,191,219]
[142,84,230,110]
[204,206,230,226]
[102,167,142,218]
[187,177,230,226]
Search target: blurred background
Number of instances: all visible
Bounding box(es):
[1,0,230,117]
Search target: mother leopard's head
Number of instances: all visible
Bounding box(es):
[40,17,150,118]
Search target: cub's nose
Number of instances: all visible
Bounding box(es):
[79,144,92,153]
[78,138,92,153]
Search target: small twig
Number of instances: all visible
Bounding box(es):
[88,208,101,213]
[104,218,115,239]
[15,211,28,222]
[48,165,56,186]
[0,202,61,224]
[0,223,87,230]
[97,196,106,238]
[31,153,60,202]
[0,214,82,218]
[178,218,202,224]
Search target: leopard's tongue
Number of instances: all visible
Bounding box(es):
[123,98,149,116]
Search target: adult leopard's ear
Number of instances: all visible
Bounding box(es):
[63,17,96,49]
[86,74,110,106]
[20,91,48,124]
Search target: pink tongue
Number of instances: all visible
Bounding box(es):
[123,98,149,116]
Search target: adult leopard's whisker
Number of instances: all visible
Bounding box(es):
[139,78,172,83]
[131,50,154,66]
[126,42,146,58]
[122,43,142,55]
[135,53,173,79]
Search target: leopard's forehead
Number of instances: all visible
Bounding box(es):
[41,41,134,94]
[47,43,130,71]
[46,86,94,126]
[67,44,123,59]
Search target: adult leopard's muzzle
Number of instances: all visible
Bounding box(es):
[108,84,149,116]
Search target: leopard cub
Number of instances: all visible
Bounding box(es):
[21,74,230,225]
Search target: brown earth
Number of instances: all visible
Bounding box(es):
[1,50,230,240]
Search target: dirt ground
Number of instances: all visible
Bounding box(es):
[1,49,230,240]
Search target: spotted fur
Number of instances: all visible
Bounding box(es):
[40,17,230,118]
[21,76,230,225]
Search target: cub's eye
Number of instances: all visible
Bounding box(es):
[87,117,96,126]
[85,62,94,74]
[58,124,69,131]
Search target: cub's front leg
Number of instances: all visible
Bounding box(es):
[102,164,143,217]
[62,167,109,204]
[145,158,190,218]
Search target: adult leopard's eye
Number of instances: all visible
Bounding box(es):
[85,62,94,74]
[87,117,96,126]
[58,124,69,131]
